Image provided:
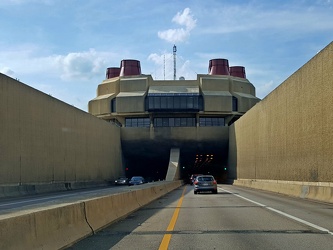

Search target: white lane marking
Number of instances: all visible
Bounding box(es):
[219,187,333,236]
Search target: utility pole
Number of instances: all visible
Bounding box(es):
[173,44,177,80]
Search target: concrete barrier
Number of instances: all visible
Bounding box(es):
[0,181,183,249]
[84,190,141,232]
[0,203,92,250]
[234,179,333,204]
[135,187,157,207]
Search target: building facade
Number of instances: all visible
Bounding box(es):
[89,58,260,182]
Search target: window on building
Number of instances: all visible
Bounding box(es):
[199,117,225,127]
[125,118,150,127]
[232,96,238,111]
[153,117,196,127]
[146,93,203,112]
[111,98,116,112]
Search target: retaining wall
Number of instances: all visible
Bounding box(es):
[229,41,333,203]
[0,73,123,196]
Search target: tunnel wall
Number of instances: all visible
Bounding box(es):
[229,41,333,201]
[0,74,123,195]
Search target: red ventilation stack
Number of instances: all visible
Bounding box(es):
[208,59,230,76]
[106,67,121,79]
[230,66,246,79]
[119,59,141,76]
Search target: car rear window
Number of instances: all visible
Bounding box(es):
[198,176,214,181]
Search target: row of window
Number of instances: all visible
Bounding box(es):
[199,117,225,126]
[111,95,238,113]
[154,117,196,127]
[146,95,204,111]
[125,117,225,127]
[125,118,150,127]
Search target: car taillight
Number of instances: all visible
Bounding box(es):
[213,180,217,184]
[194,181,198,185]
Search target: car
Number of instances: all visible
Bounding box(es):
[193,175,218,194]
[128,176,146,186]
[114,177,129,185]
[190,174,202,185]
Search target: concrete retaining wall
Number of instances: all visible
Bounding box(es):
[229,41,333,203]
[0,181,183,250]
[0,73,123,197]
[234,179,333,204]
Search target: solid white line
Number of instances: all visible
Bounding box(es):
[219,187,333,236]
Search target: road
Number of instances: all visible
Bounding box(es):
[67,184,333,250]
[0,183,160,215]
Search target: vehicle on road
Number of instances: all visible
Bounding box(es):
[190,174,202,185]
[128,176,146,186]
[193,175,217,194]
[114,177,129,185]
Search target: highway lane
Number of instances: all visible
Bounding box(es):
[0,182,163,215]
[67,184,333,250]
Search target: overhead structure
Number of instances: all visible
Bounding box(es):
[89,55,260,183]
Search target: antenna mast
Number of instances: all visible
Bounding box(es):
[173,44,177,80]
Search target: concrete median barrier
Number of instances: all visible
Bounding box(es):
[84,181,183,232]
[84,190,141,232]
[135,187,157,207]
[0,181,183,249]
[0,203,92,250]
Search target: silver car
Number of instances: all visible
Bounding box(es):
[193,175,218,194]
[114,177,129,185]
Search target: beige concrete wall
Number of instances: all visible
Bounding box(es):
[0,74,123,190]
[0,181,183,250]
[230,78,256,95]
[230,41,333,183]
[89,73,260,121]
[88,94,115,115]
[119,76,148,92]
[97,78,119,96]
[117,95,146,113]
[200,76,230,91]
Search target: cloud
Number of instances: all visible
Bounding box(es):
[54,49,108,80]
[148,53,164,65]
[172,7,197,30]
[256,80,278,99]
[198,3,333,36]
[158,8,197,43]
[0,67,15,77]
[0,44,119,83]
[147,52,196,80]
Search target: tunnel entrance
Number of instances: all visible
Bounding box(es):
[178,149,229,184]
[121,140,229,183]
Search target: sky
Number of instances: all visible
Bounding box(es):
[1,0,333,112]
